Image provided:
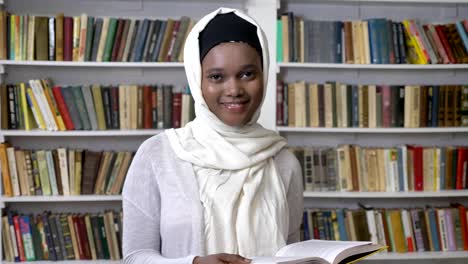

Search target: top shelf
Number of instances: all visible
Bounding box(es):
[278,62,468,70]
[3,61,468,70]
[0,60,185,68]
[2,61,468,70]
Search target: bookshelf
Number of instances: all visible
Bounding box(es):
[0,0,277,263]
[1,0,468,263]
[278,0,468,263]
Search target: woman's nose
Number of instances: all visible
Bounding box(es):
[225,78,245,96]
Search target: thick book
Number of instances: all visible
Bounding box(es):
[63,17,73,61]
[52,151,63,196]
[253,240,384,264]
[71,86,91,130]
[61,86,83,130]
[81,150,102,195]
[34,16,49,61]
[91,18,103,61]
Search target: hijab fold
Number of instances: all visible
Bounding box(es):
[165,7,288,257]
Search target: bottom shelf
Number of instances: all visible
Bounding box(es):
[368,251,468,260]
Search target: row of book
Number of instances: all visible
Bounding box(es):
[2,210,122,262]
[277,13,468,64]
[1,79,196,131]
[289,145,468,192]
[301,205,468,253]
[0,143,134,197]
[277,81,468,128]
[0,12,195,62]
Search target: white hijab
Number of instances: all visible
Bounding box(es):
[165,7,288,257]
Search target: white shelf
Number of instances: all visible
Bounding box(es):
[277,127,468,133]
[0,60,184,68]
[1,195,123,202]
[368,251,468,260]
[0,129,163,137]
[277,62,468,70]
[303,190,468,198]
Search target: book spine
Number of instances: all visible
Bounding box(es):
[445,208,457,251]
[80,85,98,130]
[54,215,68,260]
[172,92,182,128]
[61,87,83,130]
[48,214,63,260]
[111,19,124,62]
[71,86,91,130]
[48,17,55,61]
[13,215,26,261]
[103,18,118,62]
[143,85,153,129]
[51,86,75,130]
[78,14,88,61]
[410,210,424,251]
[91,18,103,62]
[19,215,35,261]
[110,86,120,129]
[6,147,21,196]
[44,150,58,195]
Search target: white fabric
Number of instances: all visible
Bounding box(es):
[165,7,288,257]
[122,133,304,264]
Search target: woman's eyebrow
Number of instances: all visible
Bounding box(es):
[204,67,224,73]
[241,64,259,69]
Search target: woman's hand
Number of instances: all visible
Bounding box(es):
[194,253,252,264]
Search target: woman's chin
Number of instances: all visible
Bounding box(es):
[219,116,249,127]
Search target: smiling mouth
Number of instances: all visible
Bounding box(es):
[221,101,249,112]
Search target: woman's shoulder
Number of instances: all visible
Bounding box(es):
[274,147,301,169]
[134,132,174,160]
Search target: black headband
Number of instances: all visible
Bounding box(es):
[199,12,263,63]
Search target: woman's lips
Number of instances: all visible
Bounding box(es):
[221,101,249,113]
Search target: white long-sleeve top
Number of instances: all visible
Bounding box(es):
[122,133,303,264]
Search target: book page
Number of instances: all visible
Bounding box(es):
[252,256,325,264]
[275,240,374,264]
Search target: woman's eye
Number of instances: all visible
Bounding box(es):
[241,71,255,79]
[208,74,222,81]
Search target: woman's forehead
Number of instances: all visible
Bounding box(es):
[201,42,262,70]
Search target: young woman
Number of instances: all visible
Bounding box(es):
[122,7,303,264]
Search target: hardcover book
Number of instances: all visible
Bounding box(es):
[253,240,384,264]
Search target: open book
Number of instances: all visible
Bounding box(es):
[253,240,386,264]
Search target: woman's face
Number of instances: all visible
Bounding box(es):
[201,42,263,127]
